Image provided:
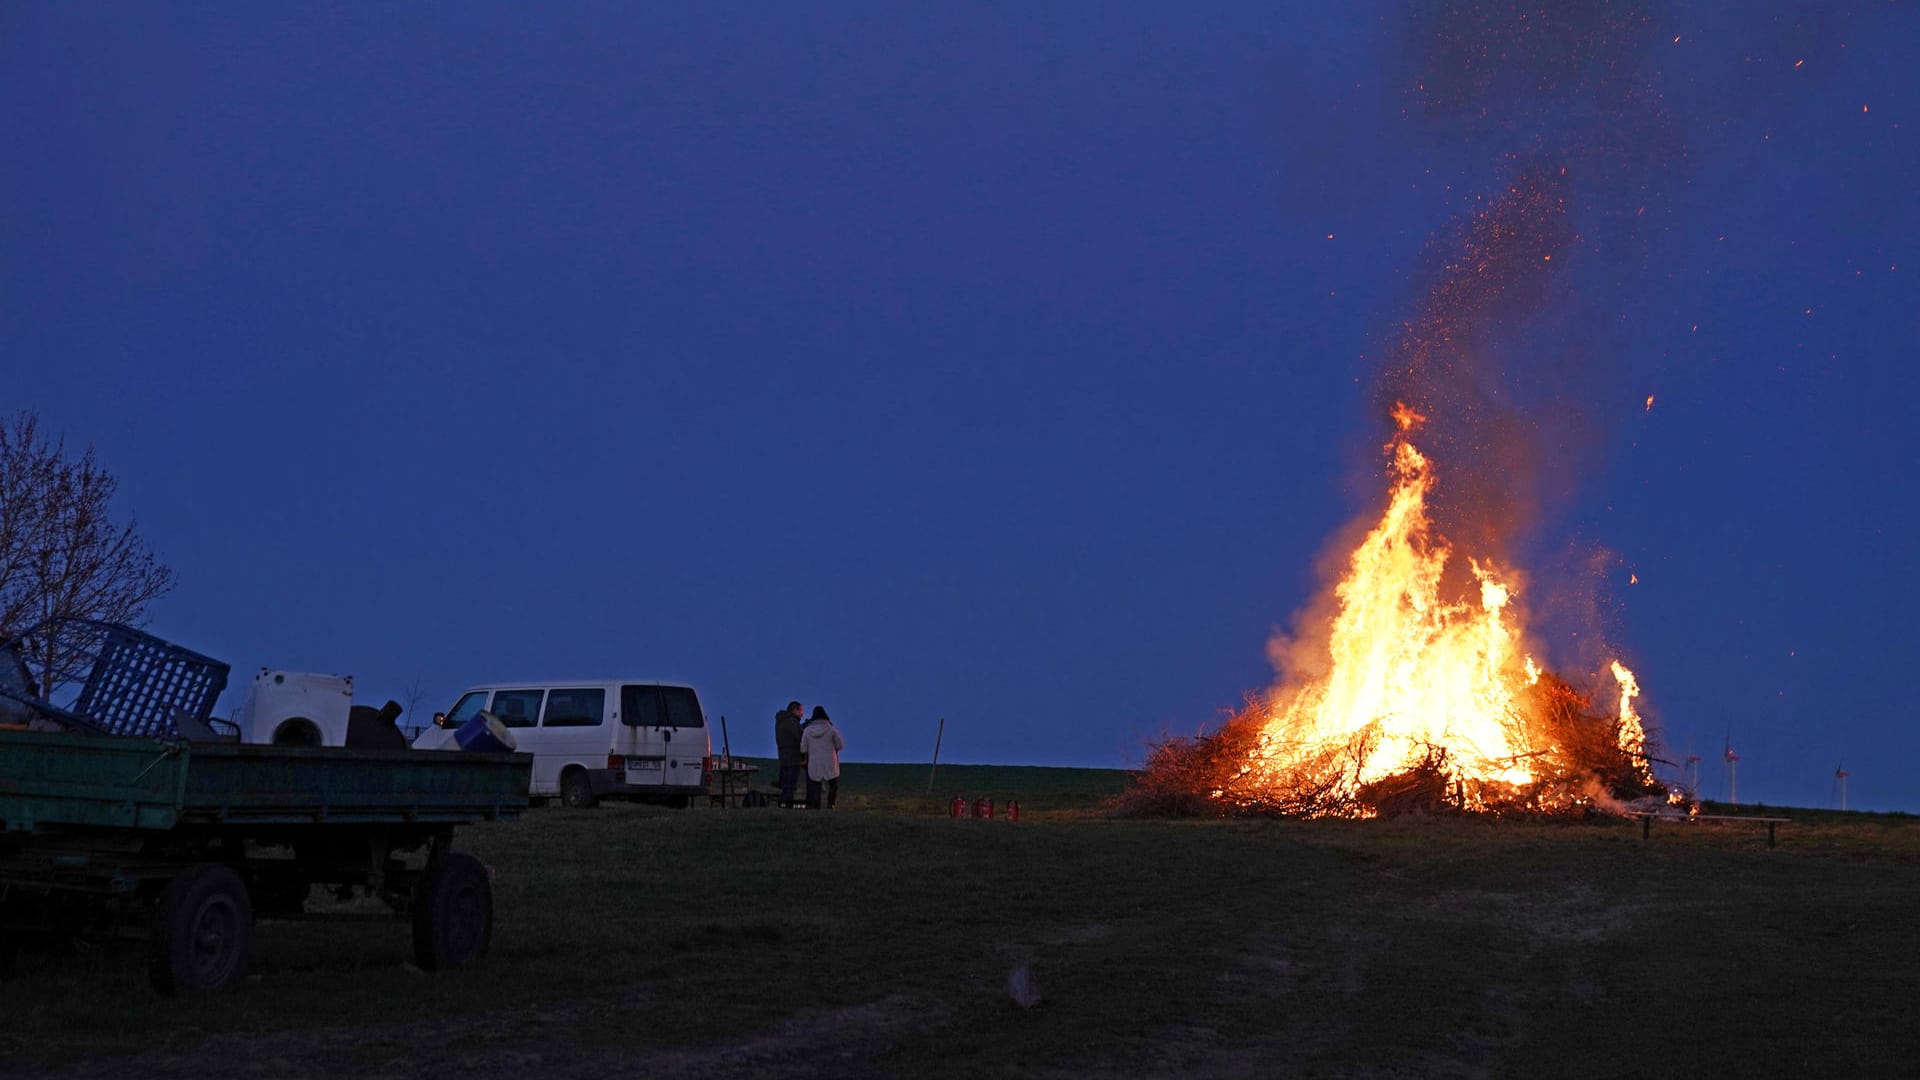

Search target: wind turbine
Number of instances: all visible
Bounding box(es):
[1723,731,1740,805]
[1684,739,1702,797]
[1833,762,1849,812]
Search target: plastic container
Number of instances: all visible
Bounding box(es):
[453,712,517,753]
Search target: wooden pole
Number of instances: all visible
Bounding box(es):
[924,717,946,796]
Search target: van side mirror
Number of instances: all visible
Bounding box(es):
[433,711,448,728]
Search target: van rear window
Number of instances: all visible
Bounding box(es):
[621,685,703,727]
[661,686,704,728]
[621,685,661,727]
[543,688,605,727]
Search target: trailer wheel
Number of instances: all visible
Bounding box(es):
[148,863,253,995]
[560,768,598,809]
[412,852,492,971]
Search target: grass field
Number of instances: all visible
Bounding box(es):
[4,764,1917,1079]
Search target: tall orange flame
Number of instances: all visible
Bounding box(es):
[1227,416,1651,816]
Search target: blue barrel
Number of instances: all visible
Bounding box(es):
[453,712,516,753]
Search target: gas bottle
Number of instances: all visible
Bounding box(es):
[949,794,967,818]
[1006,799,1021,822]
[974,797,994,820]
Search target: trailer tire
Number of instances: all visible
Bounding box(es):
[560,768,598,809]
[412,853,492,971]
[148,863,253,995]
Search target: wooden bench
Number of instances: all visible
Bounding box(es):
[1633,812,1791,848]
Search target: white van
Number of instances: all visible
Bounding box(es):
[413,681,712,808]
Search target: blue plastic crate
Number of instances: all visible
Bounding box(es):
[0,619,229,739]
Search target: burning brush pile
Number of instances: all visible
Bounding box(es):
[1126,405,1667,820]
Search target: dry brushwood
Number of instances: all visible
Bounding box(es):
[1118,671,1666,820]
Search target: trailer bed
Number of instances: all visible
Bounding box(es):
[0,730,529,834]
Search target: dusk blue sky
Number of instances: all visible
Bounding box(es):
[4,4,1915,809]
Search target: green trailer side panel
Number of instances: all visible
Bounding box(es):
[175,744,531,824]
[0,731,530,833]
[0,731,188,831]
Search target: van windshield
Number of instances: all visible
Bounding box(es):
[443,692,487,729]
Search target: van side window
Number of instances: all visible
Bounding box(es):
[491,689,545,728]
[621,685,662,727]
[444,691,487,729]
[661,686,704,728]
[543,688,605,727]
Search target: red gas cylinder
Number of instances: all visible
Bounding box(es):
[974,797,994,820]
[1006,799,1021,822]
[948,794,967,818]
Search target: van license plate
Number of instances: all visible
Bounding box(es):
[626,763,663,783]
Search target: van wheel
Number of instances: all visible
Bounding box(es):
[411,853,491,971]
[148,863,253,995]
[560,769,598,809]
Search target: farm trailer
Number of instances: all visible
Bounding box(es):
[0,729,529,994]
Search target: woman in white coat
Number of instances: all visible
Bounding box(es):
[800,705,844,809]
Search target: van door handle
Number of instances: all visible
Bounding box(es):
[662,729,672,741]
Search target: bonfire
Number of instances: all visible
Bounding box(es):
[1127,404,1671,820]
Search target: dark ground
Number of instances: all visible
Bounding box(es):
[4,764,1915,1079]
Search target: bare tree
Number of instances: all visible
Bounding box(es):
[0,411,175,654]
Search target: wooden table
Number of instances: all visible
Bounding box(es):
[707,763,762,807]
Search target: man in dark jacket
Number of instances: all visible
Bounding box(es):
[774,701,805,807]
